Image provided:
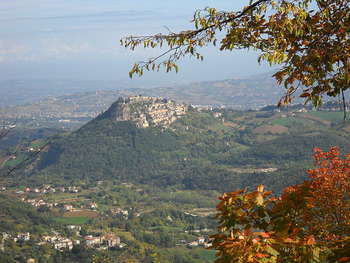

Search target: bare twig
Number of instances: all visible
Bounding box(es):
[341,89,347,122]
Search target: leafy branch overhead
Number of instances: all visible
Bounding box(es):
[121,0,350,108]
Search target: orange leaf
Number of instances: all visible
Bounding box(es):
[338,257,350,262]
[306,235,316,245]
[256,253,268,258]
[257,232,270,238]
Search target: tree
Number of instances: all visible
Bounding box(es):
[121,0,350,118]
[209,147,350,263]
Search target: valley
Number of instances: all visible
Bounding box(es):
[0,94,349,263]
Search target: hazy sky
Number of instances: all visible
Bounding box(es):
[0,0,272,87]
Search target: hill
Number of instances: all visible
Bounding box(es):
[5,96,348,193]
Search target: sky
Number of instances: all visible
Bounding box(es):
[0,0,272,88]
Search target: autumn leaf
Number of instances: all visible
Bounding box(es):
[210,147,350,263]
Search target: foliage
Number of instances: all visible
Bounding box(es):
[121,0,350,109]
[210,147,350,262]
[0,194,57,234]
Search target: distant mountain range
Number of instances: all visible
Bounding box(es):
[0,79,127,107]
[0,75,291,122]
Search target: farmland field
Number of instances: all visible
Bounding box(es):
[54,210,99,224]
[54,216,90,225]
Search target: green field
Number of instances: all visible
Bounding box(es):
[54,216,90,225]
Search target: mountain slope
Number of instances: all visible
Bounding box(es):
[17,97,350,193]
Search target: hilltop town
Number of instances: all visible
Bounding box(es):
[99,96,188,128]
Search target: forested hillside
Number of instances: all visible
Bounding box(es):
[0,194,56,233]
[7,99,348,193]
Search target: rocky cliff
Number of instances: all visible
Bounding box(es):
[98,96,188,128]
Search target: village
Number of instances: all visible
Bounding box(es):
[0,183,214,254]
[1,228,212,253]
[15,184,129,213]
[1,229,125,252]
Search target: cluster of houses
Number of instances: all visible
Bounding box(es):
[12,185,92,211]
[41,235,78,251]
[271,102,348,114]
[15,232,31,242]
[24,198,58,208]
[20,196,98,213]
[1,230,213,254]
[40,228,81,251]
[23,185,80,194]
[23,198,77,211]
[175,236,213,248]
[23,200,98,212]
[1,233,32,253]
[84,233,124,250]
[63,202,97,212]
[40,231,123,251]
[2,229,124,252]
[1,232,31,243]
[110,207,129,218]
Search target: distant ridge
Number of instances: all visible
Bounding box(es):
[0,75,282,121]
